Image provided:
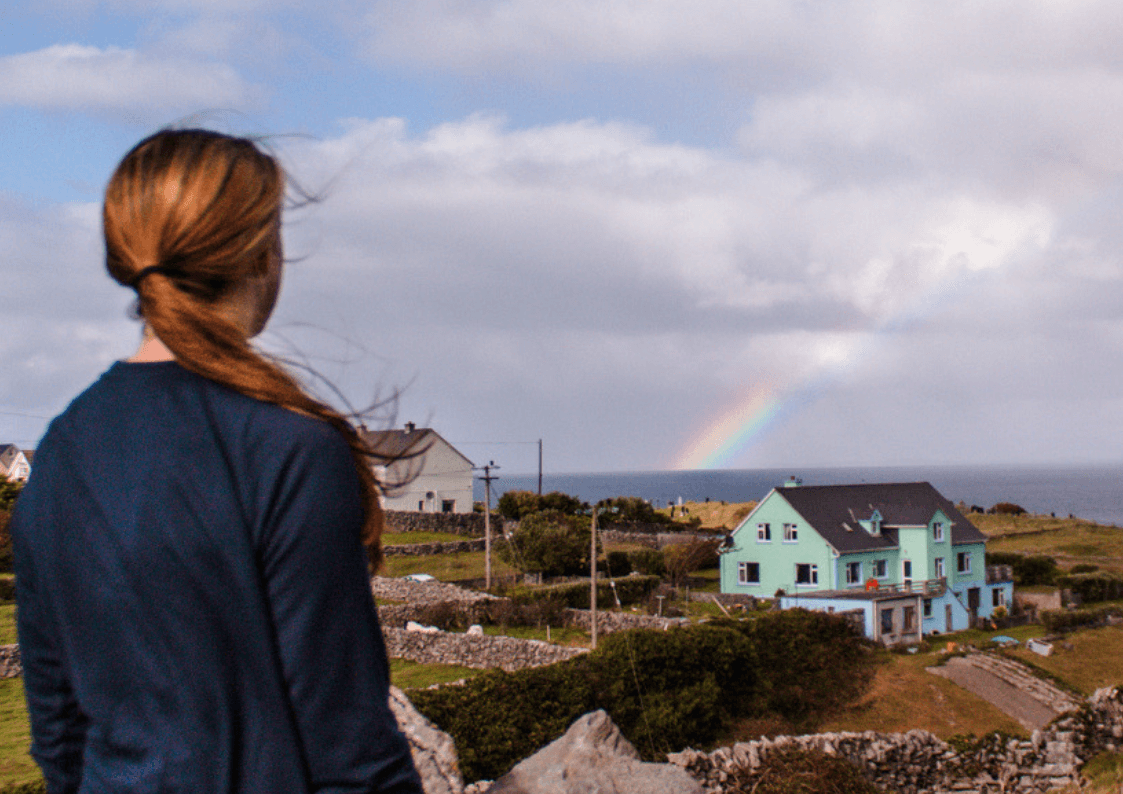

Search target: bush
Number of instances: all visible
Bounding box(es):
[0,510,11,575]
[1071,563,1100,574]
[540,491,586,515]
[1055,572,1123,604]
[990,502,1026,515]
[663,538,722,587]
[628,548,666,577]
[497,511,593,576]
[603,550,631,576]
[731,747,880,794]
[598,496,672,526]
[410,611,875,782]
[1041,605,1123,633]
[496,490,543,521]
[0,482,22,511]
[985,551,1057,586]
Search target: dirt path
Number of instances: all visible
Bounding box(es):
[927,657,1058,731]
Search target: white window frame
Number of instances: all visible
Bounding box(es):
[933,522,945,542]
[845,561,861,585]
[902,559,912,582]
[872,559,887,578]
[934,557,945,578]
[783,523,798,542]
[738,561,760,585]
[795,563,818,586]
[757,523,771,542]
[992,588,1006,607]
[957,551,971,574]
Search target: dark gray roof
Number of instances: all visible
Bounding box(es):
[357,427,473,468]
[774,481,987,554]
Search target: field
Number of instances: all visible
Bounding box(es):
[655,500,755,530]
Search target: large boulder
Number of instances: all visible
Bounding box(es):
[487,710,703,794]
[389,685,464,794]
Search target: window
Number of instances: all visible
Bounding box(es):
[992,588,1006,607]
[933,522,944,542]
[783,523,798,542]
[934,557,945,578]
[738,562,760,585]
[903,606,917,631]
[845,561,861,585]
[880,608,894,634]
[923,598,933,618]
[957,552,972,574]
[873,559,887,578]
[441,499,455,513]
[902,560,912,581]
[757,523,771,542]
[795,563,818,586]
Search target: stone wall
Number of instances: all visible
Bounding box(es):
[562,609,689,634]
[670,686,1123,794]
[598,529,721,550]
[383,627,587,672]
[385,510,495,537]
[0,645,19,680]
[384,539,486,557]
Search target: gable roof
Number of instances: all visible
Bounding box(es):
[358,426,474,469]
[773,481,987,554]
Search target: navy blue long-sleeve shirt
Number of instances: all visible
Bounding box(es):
[10,361,422,794]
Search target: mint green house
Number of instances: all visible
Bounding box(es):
[720,481,1012,644]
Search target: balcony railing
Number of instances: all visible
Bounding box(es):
[870,577,947,596]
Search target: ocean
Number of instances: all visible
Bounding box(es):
[476,463,1123,527]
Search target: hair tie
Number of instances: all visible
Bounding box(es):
[129,265,173,289]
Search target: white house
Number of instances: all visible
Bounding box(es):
[360,423,474,514]
[0,444,31,482]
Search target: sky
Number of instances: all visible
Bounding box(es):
[4,1,1123,476]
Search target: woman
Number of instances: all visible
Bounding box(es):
[10,130,423,793]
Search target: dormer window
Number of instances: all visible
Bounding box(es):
[932,522,945,542]
[868,509,882,536]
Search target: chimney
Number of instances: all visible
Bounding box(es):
[405,421,416,433]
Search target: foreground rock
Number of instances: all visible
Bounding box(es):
[389,685,464,794]
[485,710,702,794]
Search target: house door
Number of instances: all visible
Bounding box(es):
[902,560,912,589]
[945,604,953,632]
[967,587,981,624]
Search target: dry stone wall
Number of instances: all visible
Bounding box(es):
[384,627,586,672]
[670,686,1123,794]
[385,510,494,537]
[0,644,18,680]
[385,539,486,557]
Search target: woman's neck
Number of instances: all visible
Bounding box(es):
[128,328,175,362]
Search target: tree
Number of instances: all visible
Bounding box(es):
[497,510,592,576]
[663,538,722,587]
[539,491,586,515]
[496,489,542,520]
[0,480,23,511]
[600,496,671,525]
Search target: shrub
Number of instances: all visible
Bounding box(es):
[1071,563,1100,574]
[628,548,666,577]
[598,496,672,526]
[1041,605,1123,633]
[0,510,11,575]
[410,611,875,782]
[539,491,586,515]
[663,538,722,587]
[0,482,22,511]
[496,490,542,521]
[604,550,631,576]
[497,511,592,576]
[730,747,880,794]
[1055,572,1123,604]
[985,551,1057,586]
[990,502,1026,515]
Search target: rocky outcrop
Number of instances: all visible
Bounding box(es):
[669,686,1123,794]
[389,685,464,794]
[483,710,702,794]
[383,627,586,672]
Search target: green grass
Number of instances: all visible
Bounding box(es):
[1005,624,1123,695]
[0,607,14,646]
[389,659,484,690]
[473,624,590,646]
[383,531,473,545]
[378,551,518,582]
[0,679,40,787]
[981,519,1123,572]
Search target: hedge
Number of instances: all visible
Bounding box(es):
[1041,605,1123,633]
[409,609,875,782]
[1054,571,1123,604]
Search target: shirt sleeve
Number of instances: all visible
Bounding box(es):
[11,460,88,794]
[256,425,422,794]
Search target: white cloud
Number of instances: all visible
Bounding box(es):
[0,44,261,116]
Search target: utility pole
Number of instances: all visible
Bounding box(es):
[537,439,543,497]
[590,502,599,649]
[476,462,500,590]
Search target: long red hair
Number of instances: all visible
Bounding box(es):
[103,129,385,565]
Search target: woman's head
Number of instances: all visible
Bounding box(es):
[105,129,285,336]
[104,129,387,564]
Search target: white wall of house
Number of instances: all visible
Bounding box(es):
[379,437,473,514]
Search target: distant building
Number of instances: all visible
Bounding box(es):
[720,481,1013,644]
[359,423,474,514]
[0,444,31,482]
